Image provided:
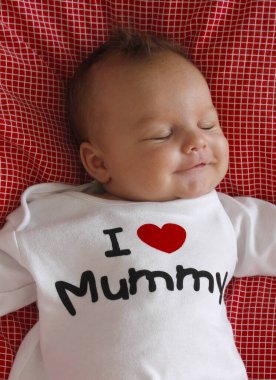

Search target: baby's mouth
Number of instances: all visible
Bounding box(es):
[176,162,209,173]
[192,163,206,168]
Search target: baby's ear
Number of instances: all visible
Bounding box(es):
[80,142,110,183]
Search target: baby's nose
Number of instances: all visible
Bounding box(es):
[181,130,207,154]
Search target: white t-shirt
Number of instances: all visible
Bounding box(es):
[0,182,275,380]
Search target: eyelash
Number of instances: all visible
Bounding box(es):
[149,123,216,141]
[152,131,173,140]
[199,125,215,130]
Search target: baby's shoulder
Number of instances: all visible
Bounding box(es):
[217,191,276,222]
[6,182,92,231]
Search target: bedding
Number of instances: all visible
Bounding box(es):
[0,1,275,379]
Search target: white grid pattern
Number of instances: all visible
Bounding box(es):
[0,1,276,378]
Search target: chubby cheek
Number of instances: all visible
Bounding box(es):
[126,148,172,180]
[217,137,229,172]
[140,150,177,191]
[144,145,175,168]
[208,140,229,189]
[209,132,228,159]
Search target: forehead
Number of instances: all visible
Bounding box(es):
[82,52,214,135]
[87,52,209,100]
[86,51,205,96]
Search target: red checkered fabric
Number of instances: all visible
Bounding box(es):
[0,1,275,379]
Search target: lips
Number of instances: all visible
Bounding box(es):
[176,161,209,173]
[192,162,205,167]
[190,162,207,169]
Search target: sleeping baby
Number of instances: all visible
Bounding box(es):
[0,30,275,380]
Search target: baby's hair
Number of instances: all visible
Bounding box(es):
[68,29,192,144]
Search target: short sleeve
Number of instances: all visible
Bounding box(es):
[218,193,276,277]
[0,220,36,316]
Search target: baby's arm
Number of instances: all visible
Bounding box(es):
[0,218,36,317]
[218,193,276,277]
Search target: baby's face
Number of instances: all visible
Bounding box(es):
[80,52,229,201]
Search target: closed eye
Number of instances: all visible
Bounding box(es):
[198,122,217,130]
[150,130,173,140]
[200,125,215,130]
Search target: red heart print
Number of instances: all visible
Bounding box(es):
[137,223,186,254]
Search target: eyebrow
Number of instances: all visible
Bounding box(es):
[135,116,163,127]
